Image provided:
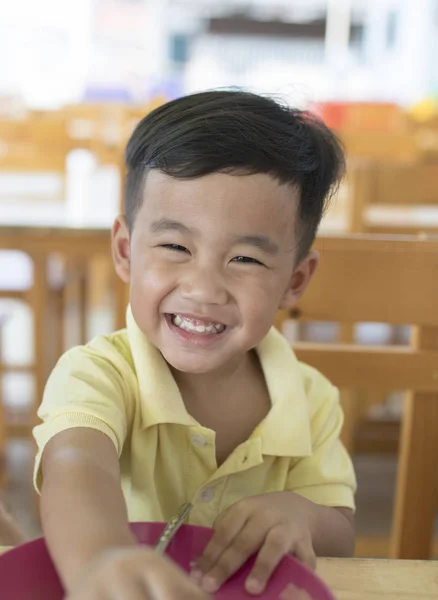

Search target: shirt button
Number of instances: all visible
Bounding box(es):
[199,488,214,502]
[191,434,206,448]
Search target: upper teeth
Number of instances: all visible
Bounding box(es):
[172,314,224,334]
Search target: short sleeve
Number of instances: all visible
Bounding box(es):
[33,335,136,492]
[286,366,356,510]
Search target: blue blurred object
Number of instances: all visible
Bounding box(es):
[82,86,133,103]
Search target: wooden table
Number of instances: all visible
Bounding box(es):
[0,223,112,255]
[317,558,438,599]
[0,551,436,598]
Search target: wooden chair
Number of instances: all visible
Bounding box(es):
[275,234,438,559]
[338,131,419,162]
[59,104,147,331]
[0,116,70,203]
[342,158,438,432]
[347,159,438,235]
[0,312,6,486]
[63,101,161,143]
[0,117,75,432]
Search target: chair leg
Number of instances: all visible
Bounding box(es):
[339,389,362,454]
[390,323,438,559]
[64,257,88,347]
[47,287,65,370]
[28,254,49,415]
[0,320,6,487]
[390,391,438,559]
[78,260,88,345]
[338,324,364,453]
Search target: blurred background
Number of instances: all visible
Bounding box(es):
[2,0,438,108]
[1,0,438,556]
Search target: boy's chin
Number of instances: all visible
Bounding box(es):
[162,348,232,375]
[165,356,221,375]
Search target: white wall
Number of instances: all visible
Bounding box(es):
[181,0,438,105]
[0,0,92,107]
[1,0,437,108]
[359,0,438,104]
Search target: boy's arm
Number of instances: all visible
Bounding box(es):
[307,504,355,557]
[42,428,210,599]
[41,428,137,591]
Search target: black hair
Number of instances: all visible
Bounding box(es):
[125,90,345,260]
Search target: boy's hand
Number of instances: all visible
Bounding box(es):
[66,546,210,600]
[192,492,317,595]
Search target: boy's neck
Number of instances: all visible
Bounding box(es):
[170,350,255,407]
[171,350,271,465]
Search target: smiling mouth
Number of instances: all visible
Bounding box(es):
[170,314,226,335]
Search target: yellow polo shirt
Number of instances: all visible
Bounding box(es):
[33,308,356,526]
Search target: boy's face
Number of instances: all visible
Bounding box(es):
[113,171,318,375]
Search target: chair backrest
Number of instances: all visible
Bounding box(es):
[0,115,74,208]
[276,234,438,392]
[346,159,438,232]
[0,115,71,174]
[339,131,419,161]
[62,102,157,151]
[275,233,438,560]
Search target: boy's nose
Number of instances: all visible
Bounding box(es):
[179,267,228,306]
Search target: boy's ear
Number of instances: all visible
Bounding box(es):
[112,215,131,283]
[279,250,319,309]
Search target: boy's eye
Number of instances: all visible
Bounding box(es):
[160,244,189,253]
[232,256,263,266]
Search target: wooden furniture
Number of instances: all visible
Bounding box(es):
[63,101,159,143]
[317,557,438,600]
[58,103,142,329]
[0,225,118,436]
[0,313,6,485]
[339,131,419,162]
[0,109,130,412]
[275,234,438,559]
[0,551,435,599]
[342,158,438,453]
[347,160,438,234]
[0,115,71,202]
[317,102,405,132]
[0,114,75,427]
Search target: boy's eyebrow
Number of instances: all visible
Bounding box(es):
[234,234,279,255]
[150,219,194,234]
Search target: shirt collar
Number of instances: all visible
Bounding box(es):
[254,327,312,457]
[126,306,312,458]
[126,306,195,428]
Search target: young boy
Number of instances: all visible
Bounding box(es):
[34,91,356,599]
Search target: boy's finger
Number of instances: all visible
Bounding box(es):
[193,504,249,575]
[294,538,316,571]
[198,521,266,593]
[244,525,289,595]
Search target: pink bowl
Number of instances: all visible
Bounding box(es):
[0,522,335,599]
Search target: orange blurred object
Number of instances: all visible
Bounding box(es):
[311,102,404,132]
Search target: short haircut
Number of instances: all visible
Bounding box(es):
[125,90,345,260]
